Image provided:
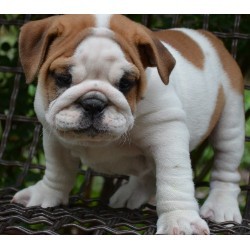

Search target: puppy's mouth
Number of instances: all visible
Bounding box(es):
[55,105,109,138]
[73,126,107,137]
[55,117,111,142]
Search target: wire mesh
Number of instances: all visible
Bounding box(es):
[0,14,250,234]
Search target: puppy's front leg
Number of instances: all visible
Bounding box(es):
[148,119,209,235]
[12,130,80,208]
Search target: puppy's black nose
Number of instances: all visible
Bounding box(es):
[79,98,107,116]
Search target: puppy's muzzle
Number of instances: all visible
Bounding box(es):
[78,97,107,118]
[78,91,108,119]
[45,80,134,139]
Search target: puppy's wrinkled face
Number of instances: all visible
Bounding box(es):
[45,32,139,146]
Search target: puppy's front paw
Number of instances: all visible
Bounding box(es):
[12,180,68,208]
[156,211,210,235]
[200,191,242,223]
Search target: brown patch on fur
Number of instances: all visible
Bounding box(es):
[200,85,225,143]
[118,70,140,113]
[20,15,97,105]
[39,30,93,104]
[110,31,147,102]
[19,14,95,84]
[110,14,175,103]
[154,30,205,69]
[199,30,244,94]
[44,74,58,105]
[49,57,73,73]
[125,85,138,113]
[39,58,74,105]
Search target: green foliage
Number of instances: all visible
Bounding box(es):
[0,14,39,188]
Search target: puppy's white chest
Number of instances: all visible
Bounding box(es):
[71,142,148,176]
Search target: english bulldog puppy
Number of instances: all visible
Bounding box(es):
[12,14,245,235]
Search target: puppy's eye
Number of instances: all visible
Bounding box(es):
[54,73,72,88]
[118,75,136,94]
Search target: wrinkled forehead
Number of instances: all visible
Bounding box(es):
[48,14,137,74]
[70,28,136,82]
[74,27,125,63]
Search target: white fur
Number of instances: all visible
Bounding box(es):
[71,36,135,84]
[13,21,244,235]
[94,14,112,28]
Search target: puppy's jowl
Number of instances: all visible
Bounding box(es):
[13,15,245,234]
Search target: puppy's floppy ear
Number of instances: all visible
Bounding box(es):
[19,16,59,84]
[136,28,176,84]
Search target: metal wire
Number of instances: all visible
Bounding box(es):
[0,188,249,235]
[0,14,250,235]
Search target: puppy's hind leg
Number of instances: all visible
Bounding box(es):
[200,91,244,223]
[109,173,156,210]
